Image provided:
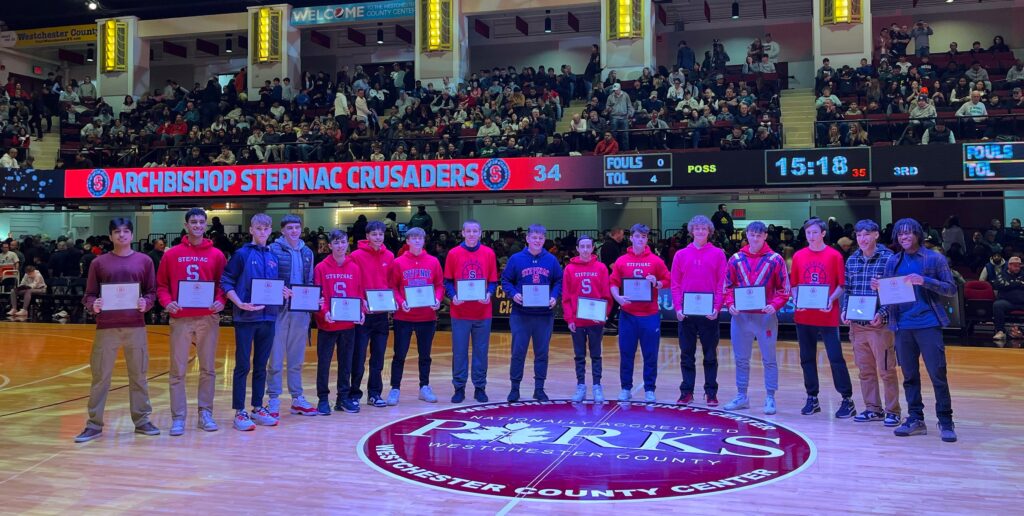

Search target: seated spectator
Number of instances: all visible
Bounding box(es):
[815,87,841,109]
[922,119,956,144]
[7,264,45,318]
[955,90,988,138]
[544,133,569,156]
[992,256,1024,341]
[1006,61,1024,90]
[747,126,779,150]
[211,145,236,165]
[965,61,991,91]
[720,126,748,151]
[970,40,986,55]
[644,112,670,150]
[845,123,870,146]
[815,58,835,93]
[980,252,1007,283]
[754,54,776,74]
[0,148,19,169]
[824,123,842,147]
[593,131,619,155]
[989,36,1010,53]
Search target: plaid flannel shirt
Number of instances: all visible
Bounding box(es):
[842,246,894,324]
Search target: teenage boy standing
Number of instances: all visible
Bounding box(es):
[157,208,227,436]
[313,229,364,415]
[350,220,396,408]
[388,227,444,405]
[75,218,160,443]
[501,224,563,402]
[611,224,671,403]
[562,234,612,402]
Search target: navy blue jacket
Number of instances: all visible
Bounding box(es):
[501,248,563,315]
[221,242,281,322]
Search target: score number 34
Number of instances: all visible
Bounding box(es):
[533,164,561,182]
[774,156,867,177]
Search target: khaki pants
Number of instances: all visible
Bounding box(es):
[850,324,901,415]
[86,327,152,430]
[169,315,220,421]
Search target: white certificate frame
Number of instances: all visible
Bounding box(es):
[734,286,767,311]
[249,278,285,306]
[176,280,214,309]
[576,297,608,322]
[456,279,486,302]
[795,284,830,310]
[366,289,397,313]
[522,284,551,308]
[404,285,437,309]
[100,282,140,311]
[682,292,715,316]
[846,295,878,322]
[330,297,362,322]
[877,276,917,305]
[622,278,653,302]
[289,284,321,312]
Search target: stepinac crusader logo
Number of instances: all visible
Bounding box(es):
[87,169,111,198]
[482,158,511,191]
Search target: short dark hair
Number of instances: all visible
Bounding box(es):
[630,223,650,236]
[280,214,302,228]
[892,218,925,246]
[803,217,827,232]
[185,207,207,222]
[109,217,133,234]
[746,221,767,234]
[328,229,348,243]
[577,234,594,245]
[527,224,546,236]
[854,219,880,233]
[366,220,386,234]
[462,219,481,230]
[718,203,727,210]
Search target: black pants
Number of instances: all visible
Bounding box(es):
[316,328,355,402]
[571,324,603,385]
[895,327,954,425]
[678,317,720,396]
[352,312,389,400]
[391,319,436,388]
[992,299,1024,332]
[796,323,853,398]
[232,321,275,410]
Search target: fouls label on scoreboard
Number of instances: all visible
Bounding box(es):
[603,154,673,188]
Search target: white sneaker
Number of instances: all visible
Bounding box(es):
[251,406,278,426]
[419,386,438,403]
[617,388,632,401]
[6,308,15,315]
[571,384,586,402]
[169,419,186,436]
[644,391,656,403]
[197,411,219,432]
[233,410,255,431]
[724,393,750,410]
[994,331,1007,341]
[387,388,401,406]
[266,397,281,418]
[593,385,605,403]
[14,309,27,317]
[764,395,777,415]
[289,396,318,416]
[53,310,69,319]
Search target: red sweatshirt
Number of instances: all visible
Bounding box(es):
[156,238,227,318]
[562,255,612,327]
[443,244,498,320]
[610,246,671,316]
[349,239,395,292]
[670,242,727,314]
[314,254,364,331]
[389,250,444,322]
[790,245,844,327]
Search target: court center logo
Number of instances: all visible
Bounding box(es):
[86,169,110,198]
[481,158,511,191]
[359,401,815,502]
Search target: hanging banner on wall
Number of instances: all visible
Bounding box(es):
[0,24,97,48]
[290,0,415,26]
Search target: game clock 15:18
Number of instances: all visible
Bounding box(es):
[765,148,871,185]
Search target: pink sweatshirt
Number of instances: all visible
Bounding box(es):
[670,242,728,314]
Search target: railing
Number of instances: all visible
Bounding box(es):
[812,111,1024,147]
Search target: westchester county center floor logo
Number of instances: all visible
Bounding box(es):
[358,401,815,502]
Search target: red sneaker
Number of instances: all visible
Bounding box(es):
[677,393,694,405]
[705,394,719,407]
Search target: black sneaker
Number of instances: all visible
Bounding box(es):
[134,422,161,436]
[854,410,883,423]
[339,398,360,413]
[74,427,102,443]
[800,396,821,415]
[939,424,958,443]
[883,413,901,427]
[369,395,387,408]
[533,389,549,402]
[451,388,466,403]
[894,418,927,437]
[474,387,489,403]
[317,399,332,416]
[835,398,857,419]
[507,389,520,402]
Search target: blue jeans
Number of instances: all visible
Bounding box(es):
[796,323,853,398]
[316,328,355,402]
[895,327,953,425]
[571,324,604,385]
[916,46,930,57]
[451,318,491,390]
[611,117,630,151]
[232,321,276,410]
[678,316,719,396]
[509,311,553,389]
[352,312,390,400]
[618,312,661,391]
[391,319,436,388]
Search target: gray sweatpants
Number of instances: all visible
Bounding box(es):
[730,312,779,395]
[267,310,311,399]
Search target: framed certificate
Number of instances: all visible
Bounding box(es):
[405,285,437,309]
[734,286,767,311]
[100,282,140,311]
[456,279,486,302]
[176,280,214,309]
[366,289,397,312]
[250,278,285,306]
[330,297,362,322]
[622,278,653,302]
[795,285,830,310]
[289,285,321,312]
[878,276,916,305]
[522,284,551,307]
[683,292,715,316]
[576,297,608,322]
[847,295,877,322]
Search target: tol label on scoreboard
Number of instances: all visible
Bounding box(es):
[603,154,673,189]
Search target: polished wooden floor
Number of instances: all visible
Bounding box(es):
[0,321,1021,514]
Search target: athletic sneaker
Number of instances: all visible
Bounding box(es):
[618,389,632,402]
[835,398,857,419]
[894,418,927,437]
[677,392,694,405]
[533,389,550,402]
[337,399,360,413]
[267,397,281,418]
[369,395,387,408]
[317,399,332,416]
[724,393,750,411]
[451,388,466,403]
[14,309,27,318]
[883,412,901,427]
[474,387,489,403]
[251,406,278,426]
[571,384,587,402]
[419,386,438,403]
[135,422,160,436]
[234,410,255,431]
[6,308,15,315]
[993,331,1007,341]
[74,427,102,442]
[53,310,69,319]
[939,423,958,443]
[854,410,884,423]
[593,385,605,403]
[764,395,777,415]
[198,410,218,431]
[801,396,821,415]
[169,419,186,436]
[644,391,656,403]
[507,389,520,402]
[705,394,719,407]
[387,388,401,406]
[290,396,318,416]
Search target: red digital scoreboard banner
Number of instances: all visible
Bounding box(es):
[64,156,603,199]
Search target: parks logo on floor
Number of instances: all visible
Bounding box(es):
[358,401,815,502]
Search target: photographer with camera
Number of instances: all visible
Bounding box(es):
[910,21,934,58]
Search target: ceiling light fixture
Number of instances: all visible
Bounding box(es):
[86,1,99,10]
[225,33,233,53]
[544,10,552,33]
[732,1,740,19]
[86,44,94,62]
[377,22,384,44]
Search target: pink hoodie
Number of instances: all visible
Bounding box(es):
[670,242,728,314]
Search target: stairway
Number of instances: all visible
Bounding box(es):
[555,100,584,134]
[29,116,61,169]
[779,88,816,148]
